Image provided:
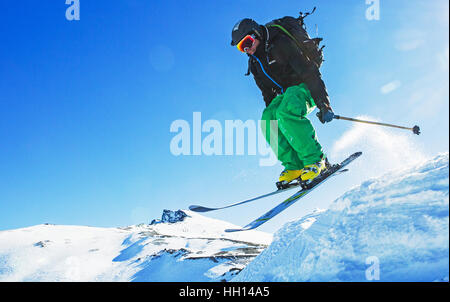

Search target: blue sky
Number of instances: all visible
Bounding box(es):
[0,0,448,232]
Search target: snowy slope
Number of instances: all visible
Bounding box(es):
[0,210,271,282]
[233,153,449,282]
[2,154,448,282]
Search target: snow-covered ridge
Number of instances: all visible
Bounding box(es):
[233,153,449,282]
[1,154,448,282]
[0,210,271,282]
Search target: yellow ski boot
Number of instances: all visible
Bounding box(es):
[300,159,328,182]
[276,159,329,190]
[279,170,303,183]
[276,169,302,190]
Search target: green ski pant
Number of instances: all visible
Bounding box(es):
[261,83,324,171]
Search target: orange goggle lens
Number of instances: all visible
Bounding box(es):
[236,35,255,53]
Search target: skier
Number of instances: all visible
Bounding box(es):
[231,18,335,188]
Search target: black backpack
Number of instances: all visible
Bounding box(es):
[265,8,325,69]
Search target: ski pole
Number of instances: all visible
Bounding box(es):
[334,115,421,135]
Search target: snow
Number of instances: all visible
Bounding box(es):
[1,154,448,282]
[0,211,271,282]
[0,225,128,281]
[233,153,449,282]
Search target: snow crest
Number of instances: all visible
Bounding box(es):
[233,153,449,282]
[0,211,272,282]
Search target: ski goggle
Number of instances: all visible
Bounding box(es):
[236,34,256,53]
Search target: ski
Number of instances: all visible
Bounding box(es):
[189,182,301,213]
[225,152,362,232]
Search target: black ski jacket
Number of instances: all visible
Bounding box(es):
[248,25,331,110]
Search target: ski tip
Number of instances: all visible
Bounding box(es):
[225,228,243,233]
[225,226,253,233]
[188,205,214,213]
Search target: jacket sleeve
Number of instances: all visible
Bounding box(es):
[281,39,332,111]
[300,66,331,111]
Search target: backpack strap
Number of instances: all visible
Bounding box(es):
[266,23,313,66]
[263,25,271,55]
[245,57,252,76]
[267,24,303,51]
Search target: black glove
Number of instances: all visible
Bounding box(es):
[317,108,335,124]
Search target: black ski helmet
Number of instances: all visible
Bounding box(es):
[230,18,262,46]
